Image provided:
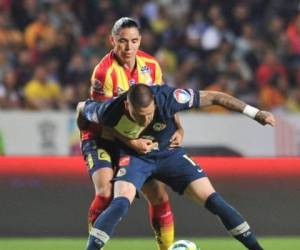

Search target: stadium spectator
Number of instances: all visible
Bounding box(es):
[256,49,288,86]
[287,13,300,57]
[0,69,22,109]
[0,0,299,113]
[23,65,62,110]
[286,86,300,112]
[0,11,23,49]
[24,10,56,49]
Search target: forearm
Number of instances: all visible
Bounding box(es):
[106,126,132,147]
[199,91,276,126]
[212,92,246,113]
[174,113,183,130]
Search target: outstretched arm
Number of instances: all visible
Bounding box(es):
[199,91,276,126]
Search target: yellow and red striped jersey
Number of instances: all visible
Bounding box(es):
[82,50,163,140]
[90,50,163,100]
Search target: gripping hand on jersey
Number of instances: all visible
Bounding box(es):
[127,138,156,154]
[106,127,156,154]
[169,127,184,148]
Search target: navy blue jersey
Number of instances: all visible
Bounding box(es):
[84,84,200,155]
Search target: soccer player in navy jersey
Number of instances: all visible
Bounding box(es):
[78,84,275,250]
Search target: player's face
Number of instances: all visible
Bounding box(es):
[125,100,155,127]
[111,27,141,65]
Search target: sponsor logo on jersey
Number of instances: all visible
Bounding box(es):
[173,89,191,104]
[97,149,111,162]
[87,153,94,169]
[141,66,151,74]
[119,156,130,166]
[153,123,167,131]
[117,168,127,177]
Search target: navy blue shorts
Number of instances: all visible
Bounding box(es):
[81,139,120,176]
[114,148,206,194]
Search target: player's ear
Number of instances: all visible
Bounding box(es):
[124,100,129,111]
[109,35,115,47]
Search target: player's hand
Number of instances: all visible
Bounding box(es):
[128,138,155,154]
[169,127,184,147]
[255,111,276,127]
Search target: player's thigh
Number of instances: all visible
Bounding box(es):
[92,168,114,195]
[81,139,115,194]
[114,155,153,193]
[184,177,216,205]
[157,150,207,195]
[141,178,169,205]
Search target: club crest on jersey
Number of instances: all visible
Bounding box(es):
[141,66,151,74]
[173,89,191,104]
[117,168,127,177]
[153,122,167,131]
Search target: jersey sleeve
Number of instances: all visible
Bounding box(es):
[90,62,114,100]
[159,85,200,116]
[83,99,111,124]
[154,61,163,85]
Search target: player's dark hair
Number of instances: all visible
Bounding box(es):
[127,84,154,108]
[111,17,140,36]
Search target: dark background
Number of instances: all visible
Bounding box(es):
[1,174,299,237]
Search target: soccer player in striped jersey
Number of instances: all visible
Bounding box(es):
[79,17,181,250]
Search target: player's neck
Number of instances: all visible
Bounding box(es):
[114,53,136,71]
[123,59,136,72]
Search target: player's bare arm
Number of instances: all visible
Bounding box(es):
[170,113,184,148]
[199,91,276,127]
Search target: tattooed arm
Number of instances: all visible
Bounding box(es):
[199,91,276,126]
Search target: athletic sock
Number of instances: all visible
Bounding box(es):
[205,192,263,250]
[88,195,112,230]
[149,200,174,250]
[86,197,130,250]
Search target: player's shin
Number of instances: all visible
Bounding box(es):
[86,197,130,250]
[205,192,264,250]
[88,195,112,231]
[149,200,175,250]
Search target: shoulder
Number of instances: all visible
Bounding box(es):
[137,50,159,63]
[93,52,114,78]
[152,84,174,94]
[151,85,174,103]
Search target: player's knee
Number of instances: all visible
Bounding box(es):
[92,169,114,197]
[95,184,113,197]
[143,183,169,204]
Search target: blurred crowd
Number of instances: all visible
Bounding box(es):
[1,0,300,113]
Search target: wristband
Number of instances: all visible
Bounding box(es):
[243,105,259,119]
